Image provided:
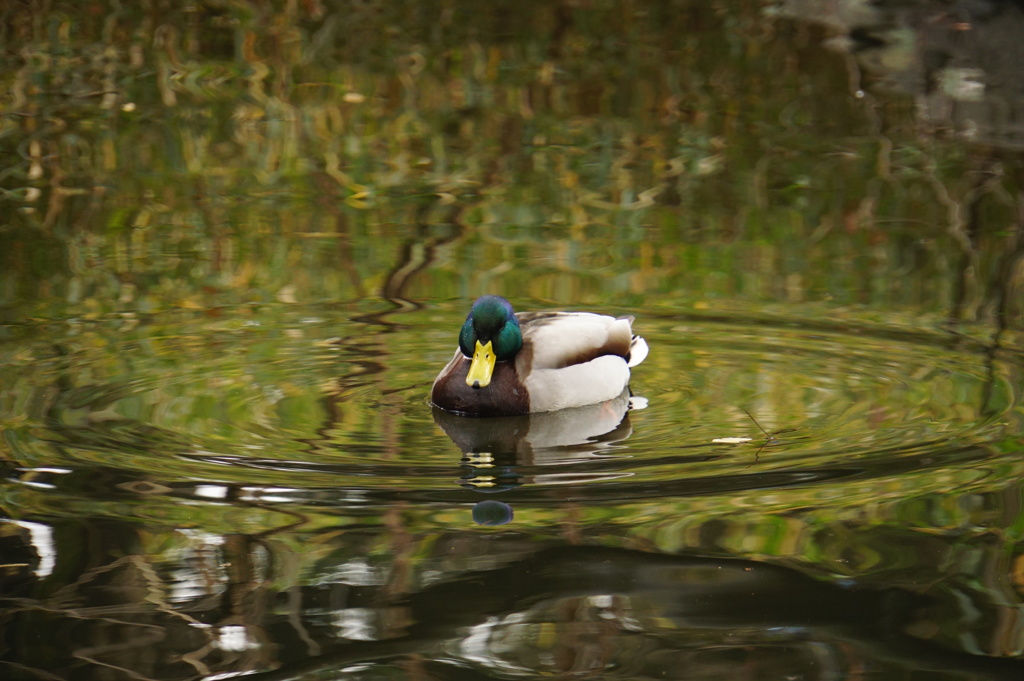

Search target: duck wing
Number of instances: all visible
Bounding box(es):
[515,311,637,370]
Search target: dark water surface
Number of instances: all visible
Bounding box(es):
[2,2,1024,680]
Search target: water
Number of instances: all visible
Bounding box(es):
[4,302,1023,679]
[3,1,1024,679]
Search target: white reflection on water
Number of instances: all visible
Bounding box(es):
[5,519,55,577]
[193,484,229,499]
[217,624,260,651]
[323,558,386,586]
[333,607,378,641]
[459,614,533,674]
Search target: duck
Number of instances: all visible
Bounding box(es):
[431,295,648,416]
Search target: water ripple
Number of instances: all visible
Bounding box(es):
[1,307,1021,517]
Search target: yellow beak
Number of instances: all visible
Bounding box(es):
[466,340,496,388]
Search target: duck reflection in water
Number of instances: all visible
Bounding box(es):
[433,389,643,525]
[431,296,649,525]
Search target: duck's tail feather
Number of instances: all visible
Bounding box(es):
[627,336,649,367]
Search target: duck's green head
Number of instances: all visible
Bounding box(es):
[458,295,523,389]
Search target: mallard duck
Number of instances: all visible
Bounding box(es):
[431,295,648,416]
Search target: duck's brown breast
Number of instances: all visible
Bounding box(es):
[431,357,531,416]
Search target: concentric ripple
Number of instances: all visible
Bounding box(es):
[1,305,1022,517]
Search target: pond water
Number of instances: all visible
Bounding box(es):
[2,2,1024,680]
